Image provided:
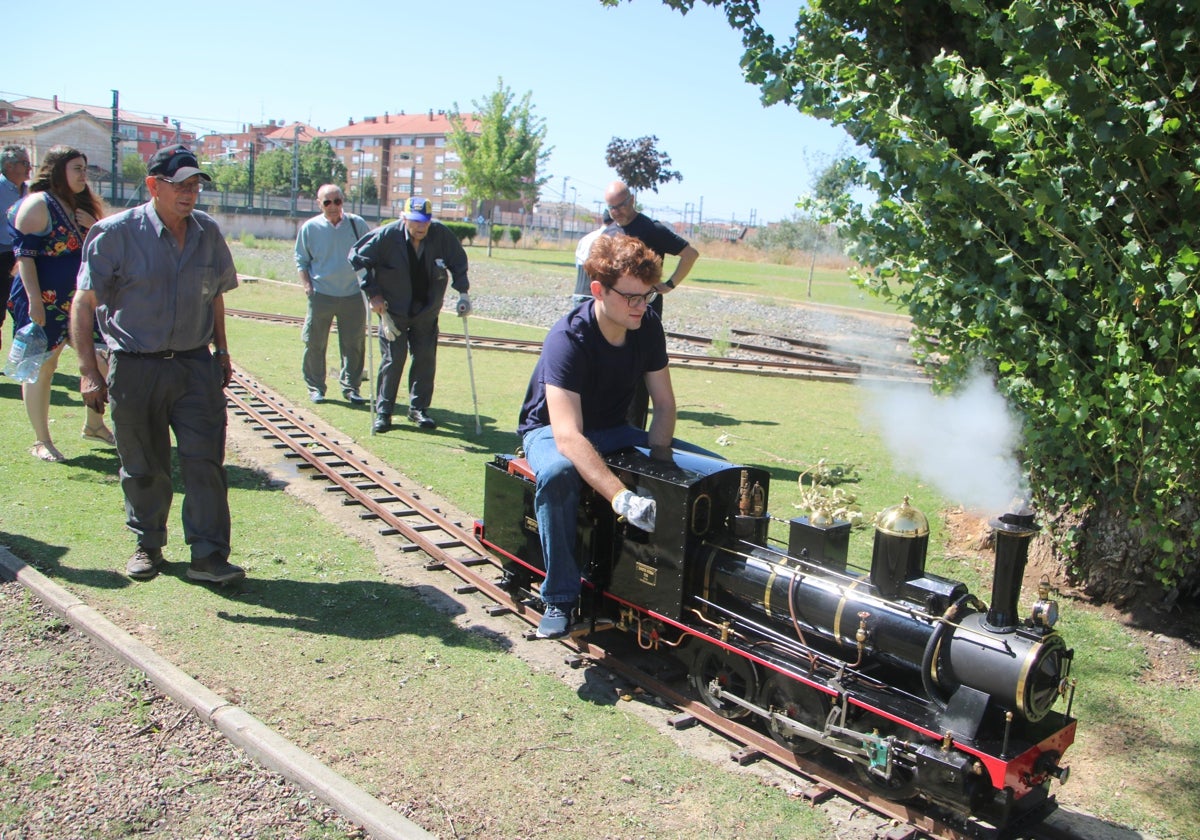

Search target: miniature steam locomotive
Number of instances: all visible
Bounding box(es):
[477,446,1076,835]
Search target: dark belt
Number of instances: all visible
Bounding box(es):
[114,346,209,360]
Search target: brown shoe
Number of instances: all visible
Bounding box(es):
[127,546,165,580]
[187,552,246,585]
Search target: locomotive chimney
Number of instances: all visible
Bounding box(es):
[985,508,1039,632]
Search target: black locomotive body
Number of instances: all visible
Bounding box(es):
[477,447,1076,836]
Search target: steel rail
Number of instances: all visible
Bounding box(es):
[222,365,1010,840]
[225,307,928,384]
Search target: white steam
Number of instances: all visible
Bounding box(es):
[863,368,1029,515]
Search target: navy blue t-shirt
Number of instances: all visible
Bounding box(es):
[517,301,669,436]
[619,213,688,259]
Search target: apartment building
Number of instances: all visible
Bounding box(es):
[322,110,480,220]
[197,120,320,163]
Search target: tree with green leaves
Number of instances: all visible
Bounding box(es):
[253,147,293,196]
[604,136,683,193]
[617,0,1200,605]
[206,158,249,196]
[297,138,346,196]
[121,154,146,183]
[447,77,550,255]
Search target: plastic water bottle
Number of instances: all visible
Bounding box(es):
[4,323,49,384]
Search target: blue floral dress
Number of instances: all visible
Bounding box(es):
[7,192,98,350]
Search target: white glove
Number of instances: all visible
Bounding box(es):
[612,489,656,532]
[379,311,400,341]
[456,293,471,317]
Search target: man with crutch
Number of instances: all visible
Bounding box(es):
[350,197,470,433]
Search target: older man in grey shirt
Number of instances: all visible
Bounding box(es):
[72,145,244,586]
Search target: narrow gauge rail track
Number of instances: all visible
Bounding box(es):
[225,307,928,385]
[224,366,1079,840]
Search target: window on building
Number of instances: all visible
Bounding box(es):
[415,155,424,165]
[414,138,426,148]
[443,201,458,211]
[400,136,412,146]
[434,187,443,196]
[434,137,446,147]
[434,171,444,181]
[445,151,460,163]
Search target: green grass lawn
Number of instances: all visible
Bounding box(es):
[0,275,1196,839]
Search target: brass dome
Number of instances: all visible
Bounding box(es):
[875,496,929,538]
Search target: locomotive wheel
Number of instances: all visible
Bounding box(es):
[757,674,828,754]
[689,646,758,719]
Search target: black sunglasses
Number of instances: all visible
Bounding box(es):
[323,197,343,207]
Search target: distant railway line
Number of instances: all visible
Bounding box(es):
[225,307,929,385]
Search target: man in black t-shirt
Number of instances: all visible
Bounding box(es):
[603,180,700,427]
[518,235,713,638]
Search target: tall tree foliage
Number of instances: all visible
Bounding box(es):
[618,0,1200,603]
[447,78,550,220]
[238,138,345,197]
[605,135,683,192]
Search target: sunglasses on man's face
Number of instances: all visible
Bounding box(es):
[323,197,343,207]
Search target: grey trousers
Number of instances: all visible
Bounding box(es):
[109,352,231,561]
[302,292,367,396]
[374,315,439,416]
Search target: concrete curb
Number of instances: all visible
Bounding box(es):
[0,548,435,840]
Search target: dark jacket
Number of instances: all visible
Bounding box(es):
[349,220,469,326]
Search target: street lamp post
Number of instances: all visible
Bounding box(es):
[569,186,577,237]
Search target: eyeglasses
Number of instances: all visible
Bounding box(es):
[322,197,343,207]
[156,177,204,194]
[606,287,658,308]
[606,195,634,212]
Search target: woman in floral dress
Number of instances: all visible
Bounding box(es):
[8,146,111,462]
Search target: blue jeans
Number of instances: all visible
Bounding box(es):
[521,424,712,607]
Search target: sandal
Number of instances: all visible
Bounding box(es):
[31,441,66,462]
[81,423,116,445]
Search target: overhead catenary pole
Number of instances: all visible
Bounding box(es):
[290,124,301,216]
[110,90,119,202]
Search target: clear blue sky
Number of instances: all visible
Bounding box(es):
[3,0,853,225]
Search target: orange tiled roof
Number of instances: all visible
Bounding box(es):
[12,97,175,128]
[323,112,477,137]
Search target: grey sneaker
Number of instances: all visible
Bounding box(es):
[187,552,246,584]
[126,545,165,581]
[536,604,571,639]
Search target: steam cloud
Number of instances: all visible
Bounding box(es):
[864,368,1029,515]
